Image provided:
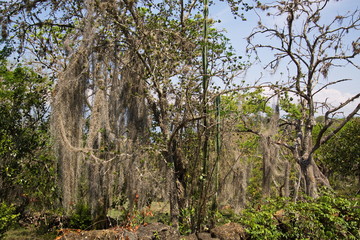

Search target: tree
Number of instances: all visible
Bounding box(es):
[222,90,292,200]
[0,59,55,211]
[247,0,360,197]
[1,0,245,230]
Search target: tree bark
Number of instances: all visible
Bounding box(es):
[300,157,318,198]
[283,161,290,198]
[261,135,278,198]
[169,167,180,229]
[166,139,186,231]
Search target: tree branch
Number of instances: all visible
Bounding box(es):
[312,95,360,154]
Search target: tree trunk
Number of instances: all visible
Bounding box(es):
[167,140,186,231]
[262,154,272,198]
[293,166,302,202]
[169,167,180,229]
[261,136,278,198]
[283,161,290,198]
[300,157,318,198]
[239,161,249,207]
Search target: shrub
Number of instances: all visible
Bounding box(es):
[68,203,92,230]
[239,195,360,239]
[0,202,19,239]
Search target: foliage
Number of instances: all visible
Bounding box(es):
[123,206,155,230]
[240,89,273,116]
[0,202,19,239]
[221,90,273,131]
[109,198,166,231]
[0,60,56,210]
[240,195,360,239]
[317,118,360,179]
[68,203,92,230]
[278,92,301,120]
[179,207,196,235]
[213,206,242,226]
[0,1,81,65]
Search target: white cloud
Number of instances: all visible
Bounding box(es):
[314,88,360,116]
[260,87,359,117]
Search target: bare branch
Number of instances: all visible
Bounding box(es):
[313,79,351,96]
[312,94,360,153]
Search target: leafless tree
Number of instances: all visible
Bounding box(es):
[248,0,360,197]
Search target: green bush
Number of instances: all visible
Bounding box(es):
[68,203,92,230]
[239,195,360,239]
[240,202,284,240]
[0,202,19,239]
[179,206,195,235]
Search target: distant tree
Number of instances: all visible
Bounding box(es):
[226,90,292,199]
[317,118,360,193]
[248,0,360,198]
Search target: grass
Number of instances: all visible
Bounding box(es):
[4,227,57,240]
[107,201,171,226]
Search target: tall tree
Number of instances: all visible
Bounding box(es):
[1,0,244,229]
[248,0,360,197]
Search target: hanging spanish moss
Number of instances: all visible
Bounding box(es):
[51,0,153,223]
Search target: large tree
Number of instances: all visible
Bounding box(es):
[1,0,245,229]
[247,0,360,197]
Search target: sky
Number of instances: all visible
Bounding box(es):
[209,0,360,116]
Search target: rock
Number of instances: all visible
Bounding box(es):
[179,232,220,240]
[196,232,220,240]
[57,222,247,240]
[57,228,137,240]
[78,230,118,240]
[117,230,138,240]
[180,233,198,240]
[57,223,178,240]
[136,222,180,240]
[210,223,246,240]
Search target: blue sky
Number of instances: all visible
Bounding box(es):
[210,0,359,116]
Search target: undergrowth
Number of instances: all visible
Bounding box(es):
[0,202,18,239]
[238,194,360,239]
